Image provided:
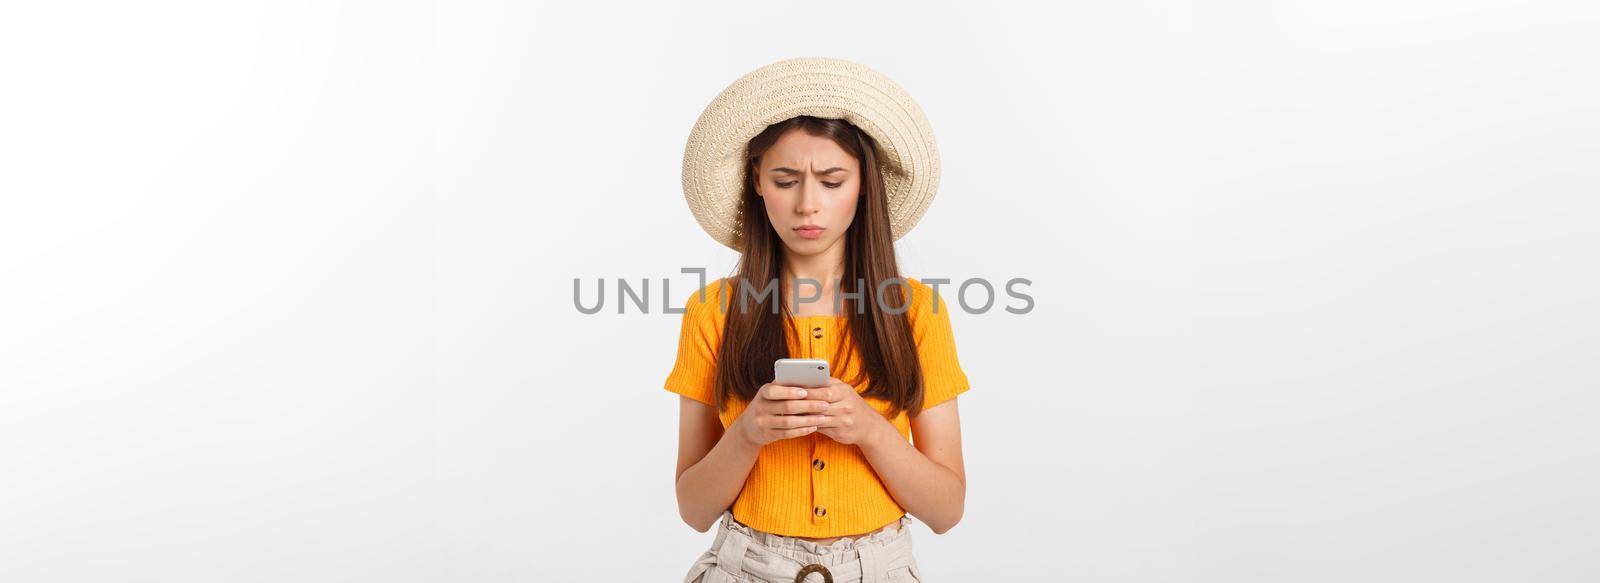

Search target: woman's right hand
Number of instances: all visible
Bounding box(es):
[734,383,832,447]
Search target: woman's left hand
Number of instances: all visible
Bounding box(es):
[812,377,892,446]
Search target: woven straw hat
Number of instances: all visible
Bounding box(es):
[681,57,941,251]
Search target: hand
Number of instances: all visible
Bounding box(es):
[810,377,892,446]
[732,382,833,448]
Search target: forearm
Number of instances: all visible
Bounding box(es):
[858,422,966,534]
[675,428,761,531]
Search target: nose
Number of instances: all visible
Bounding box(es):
[794,177,822,215]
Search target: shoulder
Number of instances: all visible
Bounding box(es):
[903,277,932,299]
[903,277,948,308]
[901,277,954,324]
[681,277,731,321]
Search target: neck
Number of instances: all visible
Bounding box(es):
[779,240,847,309]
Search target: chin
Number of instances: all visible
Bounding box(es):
[781,236,835,256]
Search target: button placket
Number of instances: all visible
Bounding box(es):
[811,415,828,525]
[800,316,833,526]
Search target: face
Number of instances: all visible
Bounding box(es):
[752,129,861,258]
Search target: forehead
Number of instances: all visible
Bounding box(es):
[759,129,857,171]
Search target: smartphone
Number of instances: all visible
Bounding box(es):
[774,358,830,388]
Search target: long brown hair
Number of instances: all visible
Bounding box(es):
[712,115,925,419]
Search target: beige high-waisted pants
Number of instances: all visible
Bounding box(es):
[682,510,923,583]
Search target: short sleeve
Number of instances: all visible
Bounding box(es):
[663,280,725,407]
[910,280,970,410]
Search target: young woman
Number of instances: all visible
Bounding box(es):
[665,58,970,583]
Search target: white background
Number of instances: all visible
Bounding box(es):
[2,1,1597,581]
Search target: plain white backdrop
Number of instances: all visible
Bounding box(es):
[2,1,1597,581]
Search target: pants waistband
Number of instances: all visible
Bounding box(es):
[710,510,915,583]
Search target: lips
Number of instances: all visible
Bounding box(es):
[794,225,825,239]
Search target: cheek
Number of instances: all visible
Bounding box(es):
[759,185,788,222]
[761,184,787,209]
[832,189,861,223]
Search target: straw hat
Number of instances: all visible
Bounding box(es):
[681,57,941,251]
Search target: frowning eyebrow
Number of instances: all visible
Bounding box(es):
[770,167,849,175]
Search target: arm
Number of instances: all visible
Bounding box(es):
[673,396,760,532]
[673,386,832,532]
[857,398,967,534]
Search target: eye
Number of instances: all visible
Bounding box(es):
[773,180,843,189]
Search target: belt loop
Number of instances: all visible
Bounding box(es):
[717,526,751,578]
[856,540,884,583]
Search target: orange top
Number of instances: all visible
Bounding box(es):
[664,277,970,537]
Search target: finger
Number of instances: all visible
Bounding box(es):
[818,385,850,402]
[827,379,855,398]
[777,426,819,439]
[800,385,829,402]
[773,414,828,429]
[812,415,847,428]
[762,383,811,400]
[777,399,831,415]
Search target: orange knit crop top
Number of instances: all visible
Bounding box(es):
[663,276,970,538]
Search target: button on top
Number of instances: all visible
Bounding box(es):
[814,505,827,517]
[812,459,825,471]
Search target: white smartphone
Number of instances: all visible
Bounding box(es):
[774,358,830,388]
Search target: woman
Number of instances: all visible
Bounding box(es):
[666,58,969,583]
